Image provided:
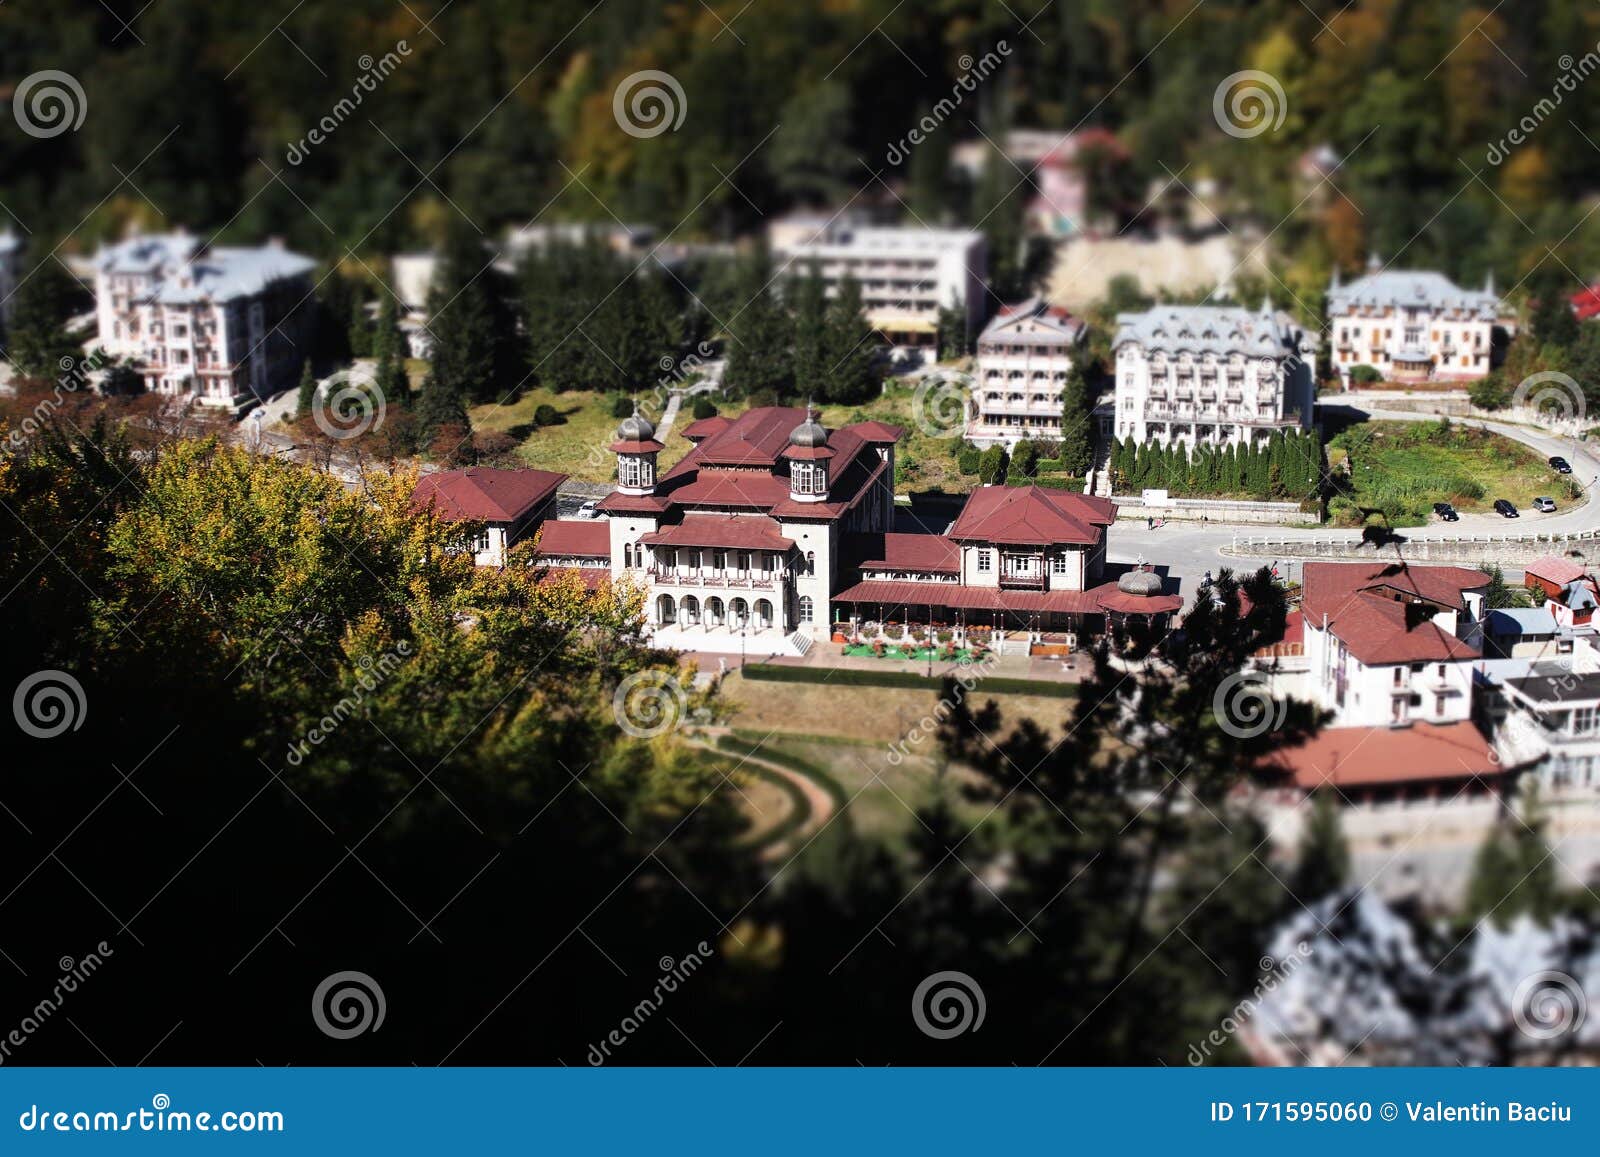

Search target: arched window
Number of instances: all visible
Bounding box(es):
[656,594,676,625]
[799,596,814,624]
[623,543,633,568]
[730,598,749,629]
[805,551,816,576]
[706,597,724,627]
[681,595,700,626]
[754,599,773,629]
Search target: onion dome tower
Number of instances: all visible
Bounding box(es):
[610,406,665,496]
[781,405,835,503]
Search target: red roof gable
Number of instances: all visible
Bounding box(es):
[411,468,565,523]
[1525,556,1587,587]
[1264,721,1502,790]
[1302,561,1487,620]
[679,415,733,441]
[693,406,809,466]
[641,514,793,551]
[947,485,1115,546]
[1302,562,1486,665]
[536,520,611,557]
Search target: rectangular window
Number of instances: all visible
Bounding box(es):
[976,550,992,573]
[1051,554,1068,575]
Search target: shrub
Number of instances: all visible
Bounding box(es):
[1350,365,1383,385]
[691,396,719,420]
[534,404,562,427]
[978,444,1009,484]
[610,394,635,419]
[957,445,981,475]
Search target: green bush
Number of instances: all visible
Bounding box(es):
[978,444,1009,484]
[691,396,719,420]
[957,446,981,475]
[1350,364,1383,384]
[610,395,635,419]
[534,404,562,427]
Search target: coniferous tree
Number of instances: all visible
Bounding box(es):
[721,247,793,400]
[822,274,880,404]
[295,359,317,419]
[1464,785,1562,928]
[7,260,82,379]
[348,292,372,357]
[1291,791,1350,903]
[427,220,512,407]
[790,261,829,402]
[1058,362,1094,477]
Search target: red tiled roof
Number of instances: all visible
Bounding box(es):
[538,566,611,591]
[537,520,611,557]
[848,420,906,443]
[1525,556,1587,587]
[1571,284,1600,322]
[693,406,809,466]
[641,514,794,551]
[1301,561,1486,620]
[679,415,733,441]
[1301,562,1485,665]
[1264,721,1502,790]
[947,485,1115,546]
[411,468,565,522]
[831,578,1179,617]
[860,533,961,574]
[609,438,665,454]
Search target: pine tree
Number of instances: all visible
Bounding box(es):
[427,219,511,406]
[348,292,372,357]
[295,359,317,419]
[1291,791,1350,902]
[790,261,829,402]
[721,247,793,400]
[1058,361,1094,477]
[7,260,82,379]
[823,274,880,404]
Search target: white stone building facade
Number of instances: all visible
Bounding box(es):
[967,297,1086,446]
[1112,302,1315,449]
[94,231,317,411]
[1327,263,1508,387]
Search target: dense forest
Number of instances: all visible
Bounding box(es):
[3,0,1599,294]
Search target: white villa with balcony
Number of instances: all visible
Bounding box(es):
[1327,261,1509,387]
[966,297,1087,447]
[1112,301,1315,450]
[93,231,317,411]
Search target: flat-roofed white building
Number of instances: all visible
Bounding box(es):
[1327,260,1509,387]
[770,216,987,363]
[94,231,317,411]
[0,230,21,329]
[1112,300,1315,449]
[967,297,1086,446]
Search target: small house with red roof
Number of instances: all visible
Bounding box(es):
[411,467,565,567]
[1300,561,1488,729]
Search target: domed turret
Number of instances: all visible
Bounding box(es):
[782,404,835,503]
[610,404,664,496]
[616,411,656,444]
[1116,569,1165,598]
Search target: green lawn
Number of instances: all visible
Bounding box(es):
[468,387,625,481]
[1327,419,1583,527]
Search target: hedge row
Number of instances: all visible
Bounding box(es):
[738,663,1079,698]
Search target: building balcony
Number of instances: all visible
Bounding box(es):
[998,571,1046,590]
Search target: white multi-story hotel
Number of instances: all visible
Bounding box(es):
[1112,301,1315,449]
[1327,261,1508,387]
[94,231,317,411]
[966,297,1086,447]
[770,216,987,363]
[0,230,21,329]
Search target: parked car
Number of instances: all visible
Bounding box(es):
[1432,502,1460,522]
[1494,499,1520,518]
[1533,496,1558,513]
[577,500,601,519]
[1550,456,1573,474]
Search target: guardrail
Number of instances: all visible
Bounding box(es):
[1223,528,1600,563]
